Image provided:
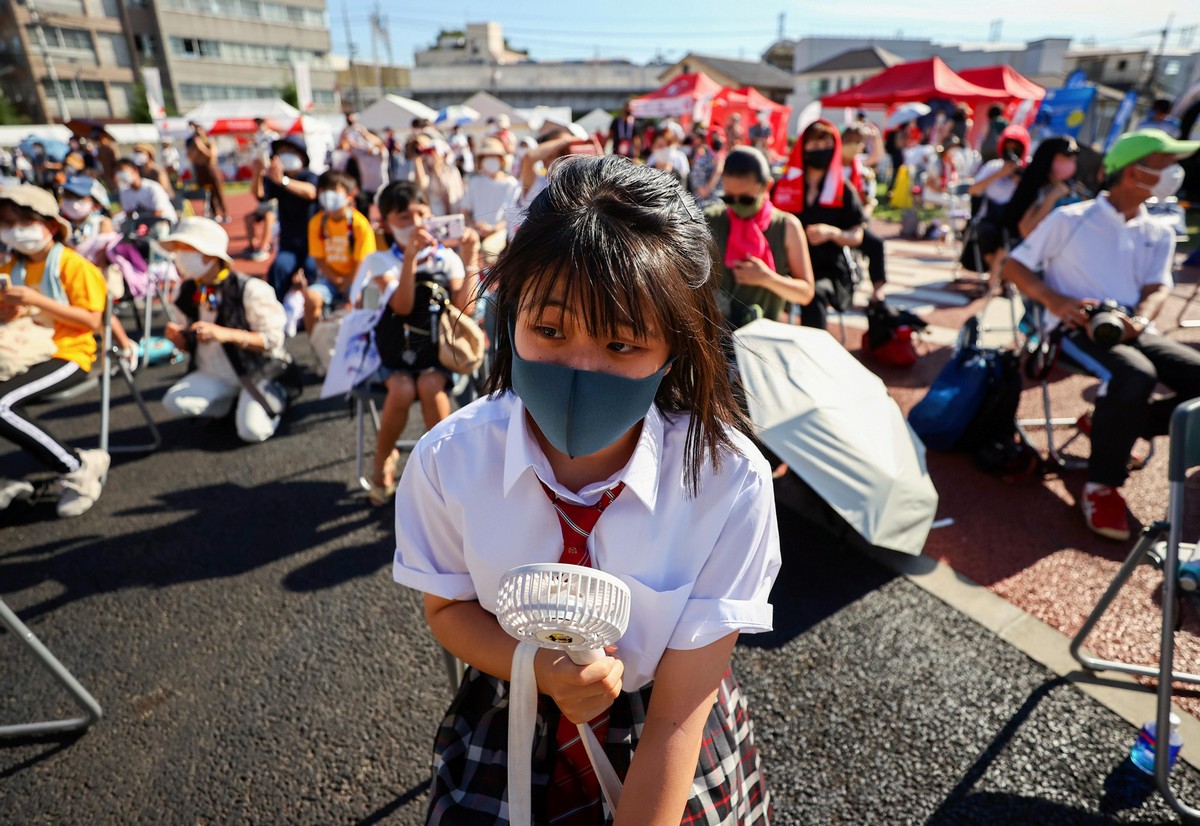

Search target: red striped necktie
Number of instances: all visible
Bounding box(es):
[539,480,625,825]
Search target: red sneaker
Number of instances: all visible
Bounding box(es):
[1081,484,1131,541]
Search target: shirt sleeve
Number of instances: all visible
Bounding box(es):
[60,251,107,312]
[240,277,287,353]
[667,461,781,649]
[307,213,325,260]
[843,185,866,227]
[1142,230,1176,290]
[151,183,172,215]
[393,438,477,600]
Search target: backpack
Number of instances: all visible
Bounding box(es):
[908,318,994,450]
[862,299,927,368]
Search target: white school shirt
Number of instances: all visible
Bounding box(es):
[392,393,781,690]
[118,180,178,225]
[1009,194,1175,330]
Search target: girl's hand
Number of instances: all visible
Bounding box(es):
[405,227,437,257]
[732,256,774,287]
[191,320,231,344]
[534,647,624,724]
[1,284,44,309]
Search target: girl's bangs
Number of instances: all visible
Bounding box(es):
[510,219,675,344]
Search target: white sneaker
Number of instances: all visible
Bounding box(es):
[0,478,35,510]
[56,449,111,518]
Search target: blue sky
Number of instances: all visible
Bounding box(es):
[332,1,1199,65]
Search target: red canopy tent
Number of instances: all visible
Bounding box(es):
[629,72,723,121]
[957,65,1045,147]
[205,117,296,135]
[710,86,790,157]
[821,57,1011,107]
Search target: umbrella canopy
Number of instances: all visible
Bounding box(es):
[629,72,723,119]
[436,104,480,128]
[64,119,112,141]
[885,102,932,129]
[732,320,938,555]
[17,136,70,161]
[821,57,1010,107]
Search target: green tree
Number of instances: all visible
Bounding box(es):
[0,97,30,126]
[279,82,299,109]
[129,81,152,123]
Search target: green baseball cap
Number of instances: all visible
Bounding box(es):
[1103,128,1200,175]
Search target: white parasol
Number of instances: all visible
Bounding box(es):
[733,320,938,555]
[885,102,932,130]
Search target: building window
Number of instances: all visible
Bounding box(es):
[42,78,107,101]
[1164,59,1181,76]
[171,37,221,59]
[27,25,94,54]
[1116,59,1128,71]
[135,34,158,59]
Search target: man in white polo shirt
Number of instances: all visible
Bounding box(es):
[1004,128,1200,540]
[114,156,178,227]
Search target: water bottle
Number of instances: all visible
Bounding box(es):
[1180,560,1200,592]
[1130,713,1183,774]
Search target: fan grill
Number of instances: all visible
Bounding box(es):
[497,564,631,651]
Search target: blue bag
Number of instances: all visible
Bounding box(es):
[908,318,997,450]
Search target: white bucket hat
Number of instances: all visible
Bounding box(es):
[159,216,232,264]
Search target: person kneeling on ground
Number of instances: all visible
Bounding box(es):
[1002,128,1200,541]
[161,217,294,444]
[0,184,110,518]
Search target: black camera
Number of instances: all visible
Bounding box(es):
[1085,300,1126,349]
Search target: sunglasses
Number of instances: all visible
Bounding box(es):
[721,194,760,206]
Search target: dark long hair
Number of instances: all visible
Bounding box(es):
[1006,136,1079,238]
[481,155,750,494]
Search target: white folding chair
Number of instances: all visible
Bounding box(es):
[1070,397,1200,821]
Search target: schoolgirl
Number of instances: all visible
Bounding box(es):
[352,180,475,506]
[393,156,780,824]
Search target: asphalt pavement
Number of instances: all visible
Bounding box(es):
[3,332,1200,824]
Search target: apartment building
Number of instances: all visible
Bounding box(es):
[0,0,338,123]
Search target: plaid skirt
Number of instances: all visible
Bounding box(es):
[425,666,771,825]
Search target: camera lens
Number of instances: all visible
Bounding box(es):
[1089,311,1124,348]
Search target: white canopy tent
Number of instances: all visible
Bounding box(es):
[461,91,529,132]
[576,108,615,137]
[518,105,574,135]
[357,95,438,134]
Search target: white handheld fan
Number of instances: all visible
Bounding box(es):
[497,563,631,824]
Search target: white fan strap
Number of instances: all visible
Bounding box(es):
[508,642,538,826]
[578,721,623,813]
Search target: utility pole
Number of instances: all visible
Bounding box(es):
[777,13,785,42]
[1142,13,1174,100]
[988,20,1002,43]
[343,2,360,112]
[27,0,71,122]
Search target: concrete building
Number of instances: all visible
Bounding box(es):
[334,58,412,112]
[406,22,660,116]
[658,53,795,103]
[0,0,338,124]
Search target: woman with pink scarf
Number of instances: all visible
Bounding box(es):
[703,146,814,329]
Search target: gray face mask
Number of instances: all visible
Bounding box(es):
[508,323,673,458]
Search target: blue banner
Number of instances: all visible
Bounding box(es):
[1035,85,1097,138]
[1064,69,1088,88]
[1103,91,1139,152]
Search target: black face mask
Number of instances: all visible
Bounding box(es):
[803,148,834,170]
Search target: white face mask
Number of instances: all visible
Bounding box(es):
[318,191,347,212]
[132,151,149,166]
[278,152,304,172]
[1137,163,1185,200]
[390,224,414,246]
[1,223,51,255]
[480,156,503,175]
[60,199,93,222]
[174,251,213,279]
[116,170,135,189]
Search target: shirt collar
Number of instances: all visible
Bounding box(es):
[502,394,664,512]
[1097,192,1150,226]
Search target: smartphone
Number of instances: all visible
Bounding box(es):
[426,213,465,243]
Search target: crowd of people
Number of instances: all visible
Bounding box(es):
[0,90,1198,823]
